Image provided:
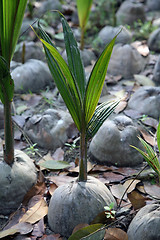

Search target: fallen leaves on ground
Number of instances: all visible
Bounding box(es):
[127,190,148,210]
[19,198,48,224]
[143,182,160,199]
[0,222,33,239]
[22,171,46,206]
[138,127,156,146]
[104,228,128,240]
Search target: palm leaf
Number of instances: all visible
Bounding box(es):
[37,23,82,130]
[84,34,118,123]
[0,0,28,65]
[87,100,119,139]
[131,137,160,176]
[60,13,86,100]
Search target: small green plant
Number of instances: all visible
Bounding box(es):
[26,143,39,156]
[65,137,80,151]
[76,0,93,50]
[42,95,55,106]
[130,19,157,40]
[139,114,148,122]
[104,202,116,219]
[131,122,160,180]
[88,0,117,32]
[33,11,119,182]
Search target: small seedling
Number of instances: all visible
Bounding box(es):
[65,137,80,151]
[104,202,116,219]
[26,143,39,156]
[131,121,160,181]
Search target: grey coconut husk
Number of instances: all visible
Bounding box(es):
[127,203,160,240]
[48,176,116,237]
[0,149,37,215]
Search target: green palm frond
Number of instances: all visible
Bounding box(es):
[0,0,28,65]
[87,101,119,139]
[131,137,160,176]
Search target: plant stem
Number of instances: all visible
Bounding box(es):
[79,129,87,182]
[3,101,14,165]
[80,27,85,51]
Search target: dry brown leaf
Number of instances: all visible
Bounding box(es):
[110,179,141,200]
[127,190,147,210]
[0,228,18,239]
[48,175,76,187]
[52,147,64,161]
[0,222,33,239]
[141,117,158,130]
[22,171,46,206]
[91,165,115,172]
[124,109,142,119]
[104,228,128,240]
[70,161,95,173]
[113,167,139,176]
[19,198,48,224]
[49,183,58,195]
[41,234,62,240]
[114,101,127,114]
[139,128,155,146]
[110,184,127,200]
[103,172,125,183]
[136,185,146,194]
[143,182,160,199]
[123,179,141,193]
[31,218,44,238]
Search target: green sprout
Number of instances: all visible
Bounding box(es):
[131,121,160,181]
[26,143,39,156]
[104,202,116,219]
[33,11,119,182]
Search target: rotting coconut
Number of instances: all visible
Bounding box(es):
[0,149,37,215]
[48,176,116,237]
[127,203,160,240]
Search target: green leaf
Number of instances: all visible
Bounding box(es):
[61,14,86,99]
[37,23,82,131]
[0,57,14,104]
[157,121,160,153]
[84,34,118,123]
[131,137,160,176]
[81,229,105,240]
[68,224,104,240]
[0,0,28,65]
[76,0,93,30]
[39,160,70,170]
[87,101,119,139]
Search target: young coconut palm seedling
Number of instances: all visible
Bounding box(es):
[127,124,160,240]
[0,0,37,215]
[35,11,119,237]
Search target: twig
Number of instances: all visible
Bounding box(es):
[117,163,148,209]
